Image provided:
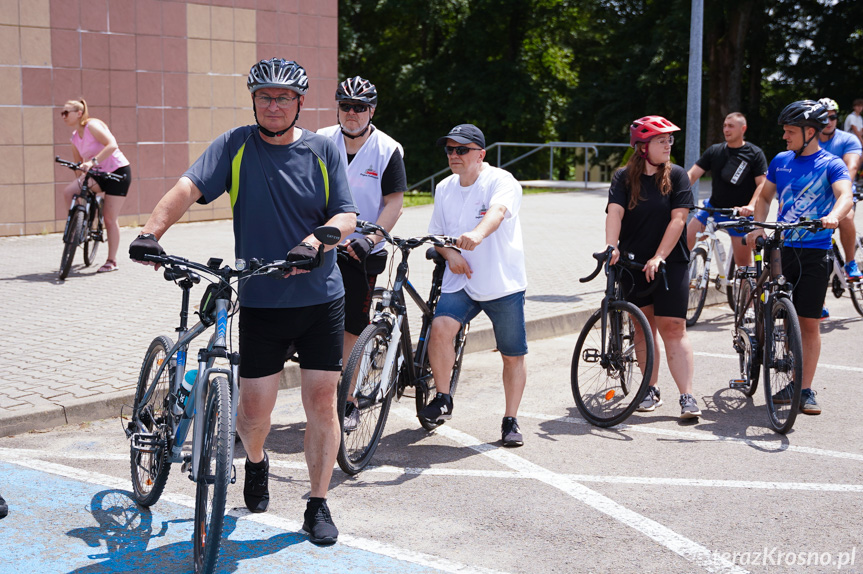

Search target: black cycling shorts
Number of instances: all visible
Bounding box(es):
[621,260,689,319]
[96,165,132,197]
[337,252,387,336]
[781,246,832,319]
[238,298,345,378]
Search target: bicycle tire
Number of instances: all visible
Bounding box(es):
[850,281,863,317]
[193,375,231,574]
[725,259,737,311]
[732,275,760,396]
[337,322,395,474]
[448,324,469,397]
[129,335,174,507]
[59,209,84,280]
[571,301,653,427]
[83,201,102,266]
[415,324,466,431]
[685,247,708,327]
[763,297,803,434]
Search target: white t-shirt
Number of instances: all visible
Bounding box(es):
[428,164,527,301]
[844,112,863,135]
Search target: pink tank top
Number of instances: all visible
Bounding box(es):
[70,122,130,174]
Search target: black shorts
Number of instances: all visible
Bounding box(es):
[337,252,387,336]
[96,165,132,197]
[781,246,832,319]
[238,298,345,378]
[621,260,689,319]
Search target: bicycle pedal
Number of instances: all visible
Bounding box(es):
[130,432,161,453]
[729,379,748,389]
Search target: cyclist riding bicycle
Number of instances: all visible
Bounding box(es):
[316,76,406,432]
[748,99,853,415]
[817,97,862,281]
[686,112,768,267]
[606,115,700,419]
[129,58,358,546]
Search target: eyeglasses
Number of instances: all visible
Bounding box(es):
[254,94,299,108]
[338,103,370,114]
[828,115,839,121]
[445,145,482,156]
[60,110,71,117]
[653,135,675,146]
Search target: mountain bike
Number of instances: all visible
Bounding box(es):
[570,246,667,427]
[56,157,125,280]
[721,218,822,434]
[336,221,464,474]
[686,205,741,326]
[123,226,340,573]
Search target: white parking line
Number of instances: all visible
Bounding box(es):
[692,351,863,373]
[517,411,863,462]
[392,407,748,574]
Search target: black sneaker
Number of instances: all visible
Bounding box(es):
[418,392,453,423]
[244,452,269,513]
[0,493,7,519]
[501,417,523,447]
[302,497,339,545]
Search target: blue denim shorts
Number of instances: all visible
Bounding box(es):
[435,289,528,356]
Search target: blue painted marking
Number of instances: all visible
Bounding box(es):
[177,350,186,368]
[0,462,444,573]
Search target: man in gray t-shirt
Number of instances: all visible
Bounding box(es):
[130,59,357,546]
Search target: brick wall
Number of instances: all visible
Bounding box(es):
[0,0,339,236]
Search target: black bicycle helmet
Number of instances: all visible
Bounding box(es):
[777,100,828,129]
[336,76,377,106]
[247,58,308,95]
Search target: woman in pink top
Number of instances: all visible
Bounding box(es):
[61,99,132,273]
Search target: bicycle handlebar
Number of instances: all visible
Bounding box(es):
[691,205,739,217]
[580,246,668,297]
[55,156,125,182]
[355,219,460,252]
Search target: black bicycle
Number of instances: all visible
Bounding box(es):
[56,157,124,280]
[336,221,466,474]
[571,247,667,427]
[720,218,821,434]
[124,226,340,573]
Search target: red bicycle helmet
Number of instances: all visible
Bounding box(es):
[629,116,680,148]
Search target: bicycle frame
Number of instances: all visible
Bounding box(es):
[693,215,735,291]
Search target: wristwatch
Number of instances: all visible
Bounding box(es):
[91,157,99,165]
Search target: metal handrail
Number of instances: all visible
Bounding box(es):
[408,141,631,193]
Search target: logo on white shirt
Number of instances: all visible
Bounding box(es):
[361,165,379,179]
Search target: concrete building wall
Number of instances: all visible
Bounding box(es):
[0,0,339,236]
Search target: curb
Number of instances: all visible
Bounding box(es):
[0,291,728,438]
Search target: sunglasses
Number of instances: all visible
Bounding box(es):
[445,145,482,156]
[339,103,370,113]
[60,110,71,117]
[828,115,839,121]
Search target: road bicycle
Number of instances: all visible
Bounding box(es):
[336,221,465,475]
[722,218,822,434]
[123,226,339,573]
[56,157,125,280]
[686,205,741,326]
[827,234,863,317]
[570,246,666,427]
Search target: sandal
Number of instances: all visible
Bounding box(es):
[97,260,118,273]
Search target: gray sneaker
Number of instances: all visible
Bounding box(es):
[679,394,702,419]
[501,417,523,447]
[636,386,662,412]
[800,388,821,415]
[343,402,359,433]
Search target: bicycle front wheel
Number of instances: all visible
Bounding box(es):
[337,322,395,475]
[129,335,174,507]
[571,301,653,427]
[725,259,738,311]
[59,209,84,280]
[685,247,708,327]
[763,297,803,434]
[83,203,102,266]
[193,376,231,574]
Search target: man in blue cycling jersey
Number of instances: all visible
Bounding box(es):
[817,98,862,280]
[749,100,853,416]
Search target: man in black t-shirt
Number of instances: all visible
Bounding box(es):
[686,112,768,266]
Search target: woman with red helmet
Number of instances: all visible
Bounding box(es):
[604,115,701,419]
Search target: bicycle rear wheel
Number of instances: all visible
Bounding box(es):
[193,376,231,574]
[83,202,102,267]
[448,323,469,397]
[732,275,760,396]
[337,322,395,474]
[59,209,84,280]
[685,247,708,327]
[763,297,803,434]
[129,336,174,507]
[725,259,737,311]
[415,324,466,431]
[571,301,653,427]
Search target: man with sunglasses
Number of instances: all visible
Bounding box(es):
[817,98,862,283]
[129,58,357,546]
[686,112,768,268]
[419,124,528,447]
[317,77,406,431]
